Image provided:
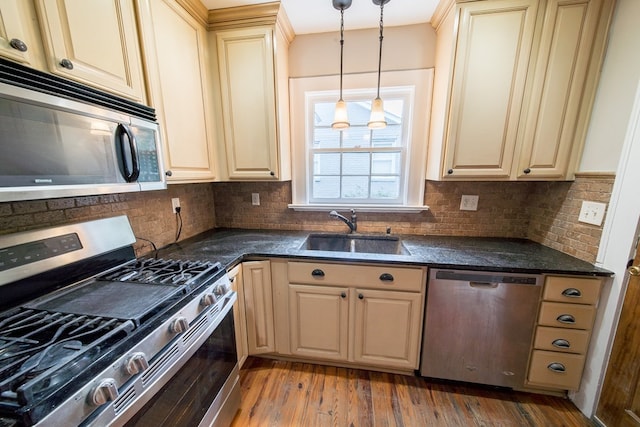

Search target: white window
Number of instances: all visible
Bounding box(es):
[289,69,433,212]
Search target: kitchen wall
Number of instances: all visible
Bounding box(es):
[0,184,216,256]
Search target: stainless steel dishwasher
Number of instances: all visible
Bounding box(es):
[420,269,543,389]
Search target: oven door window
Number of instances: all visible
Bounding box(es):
[125,311,237,426]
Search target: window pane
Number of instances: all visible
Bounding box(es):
[372,152,401,174]
[342,176,369,199]
[371,177,400,199]
[314,127,340,149]
[372,124,402,147]
[343,153,370,175]
[342,126,371,148]
[313,102,335,127]
[313,176,341,198]
[313,153,340,175]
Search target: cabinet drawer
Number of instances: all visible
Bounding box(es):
[288,262,424,292]
[528,350,586,390]
[538,302,596,330]
[533,326,590,354]
[543,276,602,304]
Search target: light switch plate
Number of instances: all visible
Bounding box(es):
[578,201,607,226]
[251,193,260,206]
[460,195,479,211]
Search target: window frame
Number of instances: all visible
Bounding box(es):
[289,69,433,212]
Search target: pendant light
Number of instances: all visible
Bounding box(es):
[331,0,352,130]
[368,0,390,129]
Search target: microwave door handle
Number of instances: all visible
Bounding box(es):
[116,124,140,182]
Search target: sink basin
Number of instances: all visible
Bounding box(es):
[300,234,410,255]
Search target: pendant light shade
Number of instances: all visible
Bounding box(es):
[332,0,352,130]
[368,0,390,130]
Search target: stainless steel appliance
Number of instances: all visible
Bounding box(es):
[421,269,542,389]
[0,58,166,202]
[0,216,240,426]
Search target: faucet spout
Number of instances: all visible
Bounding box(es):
[329,209,357,233]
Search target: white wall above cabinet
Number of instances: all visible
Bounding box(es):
[427,0,615,181]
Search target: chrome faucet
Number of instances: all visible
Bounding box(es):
[329,209,357,233]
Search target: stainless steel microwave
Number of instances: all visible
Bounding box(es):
[0,61,166,202]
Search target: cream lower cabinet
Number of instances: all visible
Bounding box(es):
[242,260,275,355]
[285,261,426,372]
[526,275,602,391]
[428,0,615,181]
[137,0,217,182]
[34,0,146,102]
[228,264,248,368]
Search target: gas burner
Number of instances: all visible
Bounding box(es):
[100,258,221,288]
[21,340,83,374]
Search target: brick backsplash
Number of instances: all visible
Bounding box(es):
[0,184,216,257]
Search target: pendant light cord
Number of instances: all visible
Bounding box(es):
[339,7,345,101]
[375,2,385,99]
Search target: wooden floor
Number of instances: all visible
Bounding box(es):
[231,357,595,427]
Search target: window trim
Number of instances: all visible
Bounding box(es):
[289,69,433,212]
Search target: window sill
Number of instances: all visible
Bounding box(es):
[287,204,430,213]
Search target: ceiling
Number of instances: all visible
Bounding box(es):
[201,0,439,35]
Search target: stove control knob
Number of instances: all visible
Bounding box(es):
[170,316,189,334]
[200,293,216,307]
[90,378,119,406]
[215,283,229,296]
[125,352,149,375]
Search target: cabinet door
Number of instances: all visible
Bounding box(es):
[353,289,423,369]
[35,0,145,102]
[216,27,280,180]
[140,0,217,182]
[229,265,248,368]
[517,0,605,179]
[242,260,275,354]
[288,284,349,361]
[442,0,538,179]
[0,0,43,67]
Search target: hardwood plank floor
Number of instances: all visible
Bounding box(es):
[231,357,596,427]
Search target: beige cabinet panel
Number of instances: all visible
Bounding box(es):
[243,260,275,355]
[443,0,539,179]
[138,0,217,182]
[0,0,43,67]
[528,350,585,390]
[229,265,248,368]
[517,0,605,179]
[353,289,423,370]
[288,284,349,361]
[35,0,145,102]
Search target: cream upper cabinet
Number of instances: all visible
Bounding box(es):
[242,260,275,355]
[34,0,146,102]
[0,0,44,68]
[427,0,615,181]
[210,4,292,181]
[137,0,217,182]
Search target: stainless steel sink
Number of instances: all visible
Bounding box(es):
[300,234,410,255]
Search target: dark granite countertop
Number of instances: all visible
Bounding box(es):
[156,228,612,277]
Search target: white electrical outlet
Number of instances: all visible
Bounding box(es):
[460,195,479,211]
[171,197,180,213]
[578,201,606,226]
[251,193,260,206]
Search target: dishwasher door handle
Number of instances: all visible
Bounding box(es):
[469,282,499,289]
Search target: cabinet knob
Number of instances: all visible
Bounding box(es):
[358,293,364,300]
[552,339,570,349]
[523,168,531,174]
[447,169,454,175]
[269,171,275,176]
[556,314,576,324]
[165,170,173,177]
[547,362,566,373]
[561,288,582,298]
[60,58,74,70]
[379,273,394,282]
[9,38,28,52]
[340,292,347,298]
[311,269,325,277]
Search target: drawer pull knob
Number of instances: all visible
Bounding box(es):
[340,292,347,298]
[562,288,582,298]
[552,339,571,349]
[358,293,364,300]
[547,363,566,373]
[557,314,576,324]
[9,38,28,52]
[311,269,325,277]
[379,273,394,282]
[60,58,74,70]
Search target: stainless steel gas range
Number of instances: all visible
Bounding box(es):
[0,216,240,426]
